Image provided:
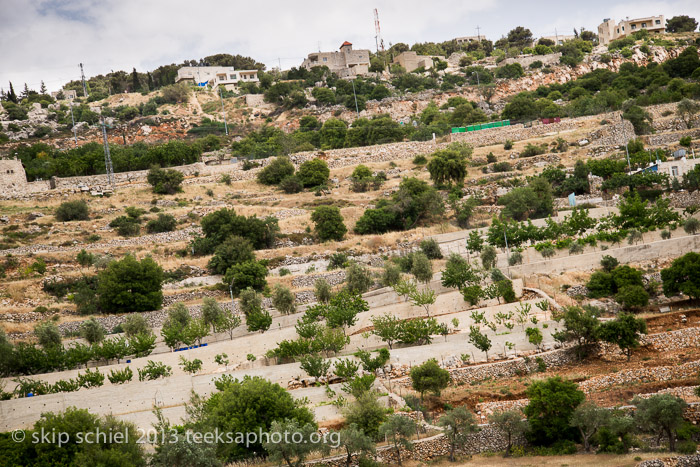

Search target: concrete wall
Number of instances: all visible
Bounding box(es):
[503,233,700,276]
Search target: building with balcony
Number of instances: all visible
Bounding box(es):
[598,15,665,45]
[175,66,259,90]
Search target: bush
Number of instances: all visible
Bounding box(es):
[297,159,330,187]
[55,200,89,222]
[147,167,184,194]
[279,175,303,193]
[257,157,295,185]
[520,143,547,158]
[616,284,650,309]
[419,239,443,259]
[345,262,373,295]
[122,314,149,337]
[315,279,332,303]
[224,260,268,294]
[272,284,296,315]
[328,252,348,270]
[138,360,172,381]
[146,214,177,233]
[311,205,347,242]
[97,255,163,313]
[413,154,428,165]
[504,140,513,150]
[109,216,140,237]
[208,235,255,275]
[34,321,61,348]
[80,317,105,344]
[108,366,133,384]
[492,161,512,172]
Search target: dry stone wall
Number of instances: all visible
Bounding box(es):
[392,348,577,388]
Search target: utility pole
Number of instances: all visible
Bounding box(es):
[374,9,385,53]
[219,86,229,136]
[351,80,360,117]
[555,28,559,45]
[476,25,482,41]
[79,63,88,98]
[69,102,77,147]
[100,115,115,191]
[623,123,631,170]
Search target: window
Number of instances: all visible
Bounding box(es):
[229,74,237,80]
[655,19,661,25]
[641,22,647,28]
[323,57,327,62]
[671,166,679,177]
[631,24,636,30]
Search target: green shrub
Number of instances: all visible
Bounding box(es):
[419,239,443,259]
[297,159,329,187]
[55,200,89,222]
[257,157,295,185]
[107,366,133,384]
[146,214,177,233]
[147,167,184,194]
[138,360,172,381]
[279,175,303,193]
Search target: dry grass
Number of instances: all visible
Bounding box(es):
[436,452,662,467]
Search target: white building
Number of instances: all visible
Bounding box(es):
[175,66,259,90]
[597,15,666,46]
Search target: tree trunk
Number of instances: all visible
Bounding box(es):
[450,442,455,462]
[668,428,676,452]
[395,443,402,466]
[346,447,352,467]
[504,433,512,457]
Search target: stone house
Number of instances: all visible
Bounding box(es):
[50,89,78,100]
[537,34,577,46]
[598,15,665,45]
[301,41,370,77]
[175,66,259,90]
[392,51,445,72]
[0,158,29,194]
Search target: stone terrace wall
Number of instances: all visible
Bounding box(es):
[647,128,700,146]
[502,53,562,68]
[394,348,577,388]
[578,359,700,394]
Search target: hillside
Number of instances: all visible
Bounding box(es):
[1,25,700,467]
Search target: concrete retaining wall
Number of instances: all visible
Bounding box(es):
[502,233,700,276]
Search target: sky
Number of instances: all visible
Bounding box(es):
[1,0,699,93]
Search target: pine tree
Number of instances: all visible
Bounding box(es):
[131,68,139,92]
[21,83,30,99]
[147,72,154,91]
[40,81,47,94]
[7,82,17,103]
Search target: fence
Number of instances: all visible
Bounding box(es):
[451,120,511,134]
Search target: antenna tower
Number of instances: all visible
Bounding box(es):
[374,8,385,53]
[79,63,88,98]
[100,116,115,191]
